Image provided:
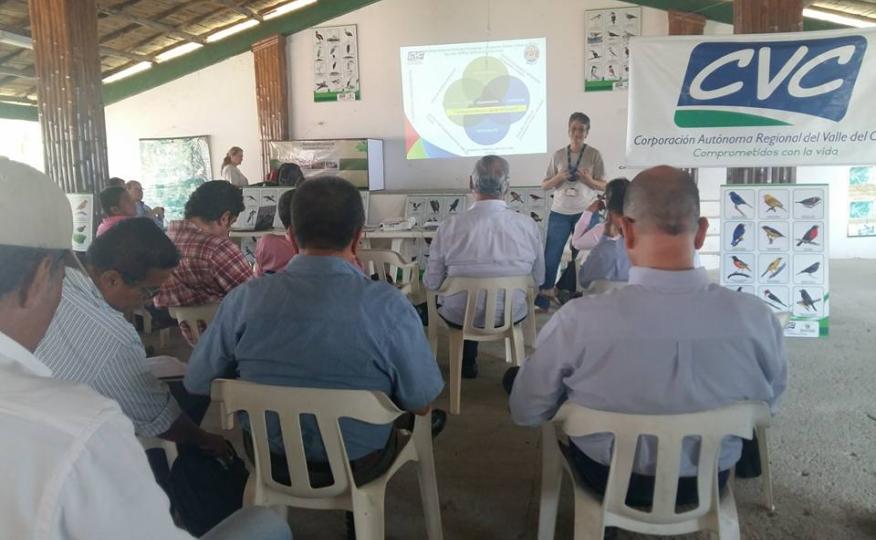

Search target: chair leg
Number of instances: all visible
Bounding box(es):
[448,331,464,415]
[159,328,169,350]
[524,314,537,348]
[351,487,387,540]
[415,433,444,540]
[756,425,775,512]
[510,326,526,367]
[717,483,741,540]
[504,338,513,364]
[571,486,606,540]
[428,323,439,359]
[538,424,563,540]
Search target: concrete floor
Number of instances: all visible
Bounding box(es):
[155,259,876,539]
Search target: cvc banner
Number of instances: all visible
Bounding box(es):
[626,28,876,167]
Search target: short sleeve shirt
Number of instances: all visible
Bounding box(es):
[545,145,606,215]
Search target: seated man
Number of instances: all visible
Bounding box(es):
[154,181,251,343]
[572,178,631,289]
[510,166,787,506]
[185,176,445,485]
[424,155,544,378]
[96,185,136,236]
[254,189,297,276]
[0,157,290,540]
[126,179,165,228]
[36,218,228,459]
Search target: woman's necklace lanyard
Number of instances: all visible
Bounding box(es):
[567,144,586,178]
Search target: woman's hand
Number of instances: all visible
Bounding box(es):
[542,170,572,190]
[578,169,606,191]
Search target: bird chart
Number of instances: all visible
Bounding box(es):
[313,25,359,102]
[67,194,94,252]
[584,7,640,92]
[720,185,829,338]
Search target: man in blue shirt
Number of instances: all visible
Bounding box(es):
[185,176,445,483]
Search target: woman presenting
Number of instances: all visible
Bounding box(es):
[221,146,249,187]
[536,112,606,309]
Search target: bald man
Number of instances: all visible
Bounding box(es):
[509,166,787,506]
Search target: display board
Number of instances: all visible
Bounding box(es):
[848,166,876,237]
[66,194,94,252]
[720,184,829,338]
[267,139,384,190]
[400,38,547,159]
[403,187,549,231]
[313,24,360,102]
[627,28,876,167]
[585,7,640,92]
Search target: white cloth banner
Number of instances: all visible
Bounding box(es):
[626,28,876,167]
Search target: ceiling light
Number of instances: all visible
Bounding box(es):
[803,7,876,28]
[206,19,260,43]
[102,62,152,84]
[156,42,204,63]
[264,0,317,20]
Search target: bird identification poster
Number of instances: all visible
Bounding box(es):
[585,7,640,91]
[67,194,94,252]
[313,24,359,102]
[848,166,876,237]
[720,184,829,338]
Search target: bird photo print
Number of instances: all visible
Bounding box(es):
[760,191,788,218]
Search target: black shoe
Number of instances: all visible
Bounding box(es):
[461,359,479,379]
[502,366,520,395]
[430,409,447,438]
[556,289,574,305]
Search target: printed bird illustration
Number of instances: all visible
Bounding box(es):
[608,31,622,37]
[449,198,460,212]
[762,225,784,244]
[331,61,338,73]
[246,195,257,202]
[730,223,745,247]
[76,199,88,210]
[590,50,601,59]
[264,195,276,203]
[410,201,423,211]
[315,81,328,90]
[797,261,821,276]
[330,46,338,56]
[430,200,440,213]
[608,47,618,57]
[763,289,787,307]
[768,263,786,279]
[591,13,602,21]
[796,197,822,209]
[763,193,785,213]
[731,255,751,273]
[590,65,599,79]
[510,191,524,204]
[761,257,783,278]
[529,193,543,201]
[76,211,88,217]
[75,224,86,233]
[588,32,603,40]
[330,79,341,86]
[247,209,256,223]
[798,289,820,312]
[625,46,630,57]
[610,11,617,24]
[530,212,543,223]
[796,225,820,246]
[608,65,617,78]
[344,29,353,37]
[736,286,743,292]
[315,30,324,41]
[625,12,638,20]
[244,246,255,259]
[729,191,752,217]
[346,43,352,54]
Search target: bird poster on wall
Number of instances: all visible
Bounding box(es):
[584,7,640,92]
[66,194,94,252]
[847,166,876,237]
[313,24,360,102]
[720,185,830,338]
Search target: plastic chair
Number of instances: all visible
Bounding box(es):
[211,380,443,540]
[538,401,771,540]
[168,303,220,343]
[427,275,536,415]
[358,249,423,303]
[131,307,170,349]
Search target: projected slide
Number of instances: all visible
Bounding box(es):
[400,38,546,160]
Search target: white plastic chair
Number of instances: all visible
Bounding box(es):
[538,401,771,540]
[211,379,443,540]
[131,307,170,349]
[427,275,536,415]
[168,303,220,343]
[358,249,423,303]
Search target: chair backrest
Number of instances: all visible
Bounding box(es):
[211,379,404,500]
[428,275,535,337]
[553,401,770,526]
[358,249,416,286]
[168,303,220,341]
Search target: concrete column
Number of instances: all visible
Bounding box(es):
[251,35,289,181]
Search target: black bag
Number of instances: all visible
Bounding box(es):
[277,162,305,187]
[168,444,249,537]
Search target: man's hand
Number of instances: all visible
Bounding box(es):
[199,432,232,459]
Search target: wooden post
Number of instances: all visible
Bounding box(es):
[668,10,706,36]
[252,35,289,181]
[28,0,110,201]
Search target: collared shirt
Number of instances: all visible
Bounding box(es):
[36,267,182,437]
[423,199,545,326]
[254,233,297,277]
[577,235,631,289]
[510,267,787,476]
[185,255,444,461]
[96,215,130,237]
[0,331,194,540]
[135,200,164,228]
[545,145,605,215]
[571,210,605,251]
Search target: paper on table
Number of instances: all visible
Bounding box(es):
[146,355,186,379]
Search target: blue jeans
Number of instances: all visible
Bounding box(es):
[541,211,582,292]
[203,507,292,540]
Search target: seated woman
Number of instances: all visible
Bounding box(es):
[96,185,136,237]
[254,189,297,276]
[572,178,631,289]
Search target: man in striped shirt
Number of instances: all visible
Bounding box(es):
[36,218,229,458]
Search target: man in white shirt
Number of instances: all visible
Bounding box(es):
[424,155,545,378]
[510,166,787,506]
[0,157,291,540]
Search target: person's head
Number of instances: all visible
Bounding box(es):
[184,180,245,236]
[604,177,630,233]
[85,218,179,312]
[99,186,136,218]
[222,146,244,168]
[291,176,364,257]
[0,158,72,351]
[470,155,510,200]
[278,189,295,231]
[568,112,591,148]
[620,166,708,270]
[126,180,144,202]
[107,177,126,188]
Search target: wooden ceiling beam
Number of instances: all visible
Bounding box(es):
[99,45,155,63]
[0,64,34,80]
[98,7,207,44]
[210,0,263,22]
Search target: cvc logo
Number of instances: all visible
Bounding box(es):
[675,35,867,127]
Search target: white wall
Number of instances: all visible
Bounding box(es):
[104,52,262,182]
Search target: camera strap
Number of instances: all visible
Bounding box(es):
[566,144,586,175]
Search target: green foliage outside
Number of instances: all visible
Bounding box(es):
[139,136,212,222]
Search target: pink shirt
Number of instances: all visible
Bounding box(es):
[96,215,131,237]
[254,233,298,276]
[571,210,606,251]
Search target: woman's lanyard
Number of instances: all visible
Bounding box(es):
[566,144,586,177]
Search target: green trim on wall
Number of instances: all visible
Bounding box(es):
[0,102,37,121]
[623,0,843,31]
[102,0,381,105]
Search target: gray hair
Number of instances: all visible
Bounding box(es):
[472,155,510,197]
[623,166,700,235]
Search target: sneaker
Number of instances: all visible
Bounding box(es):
[461,359,479,379]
